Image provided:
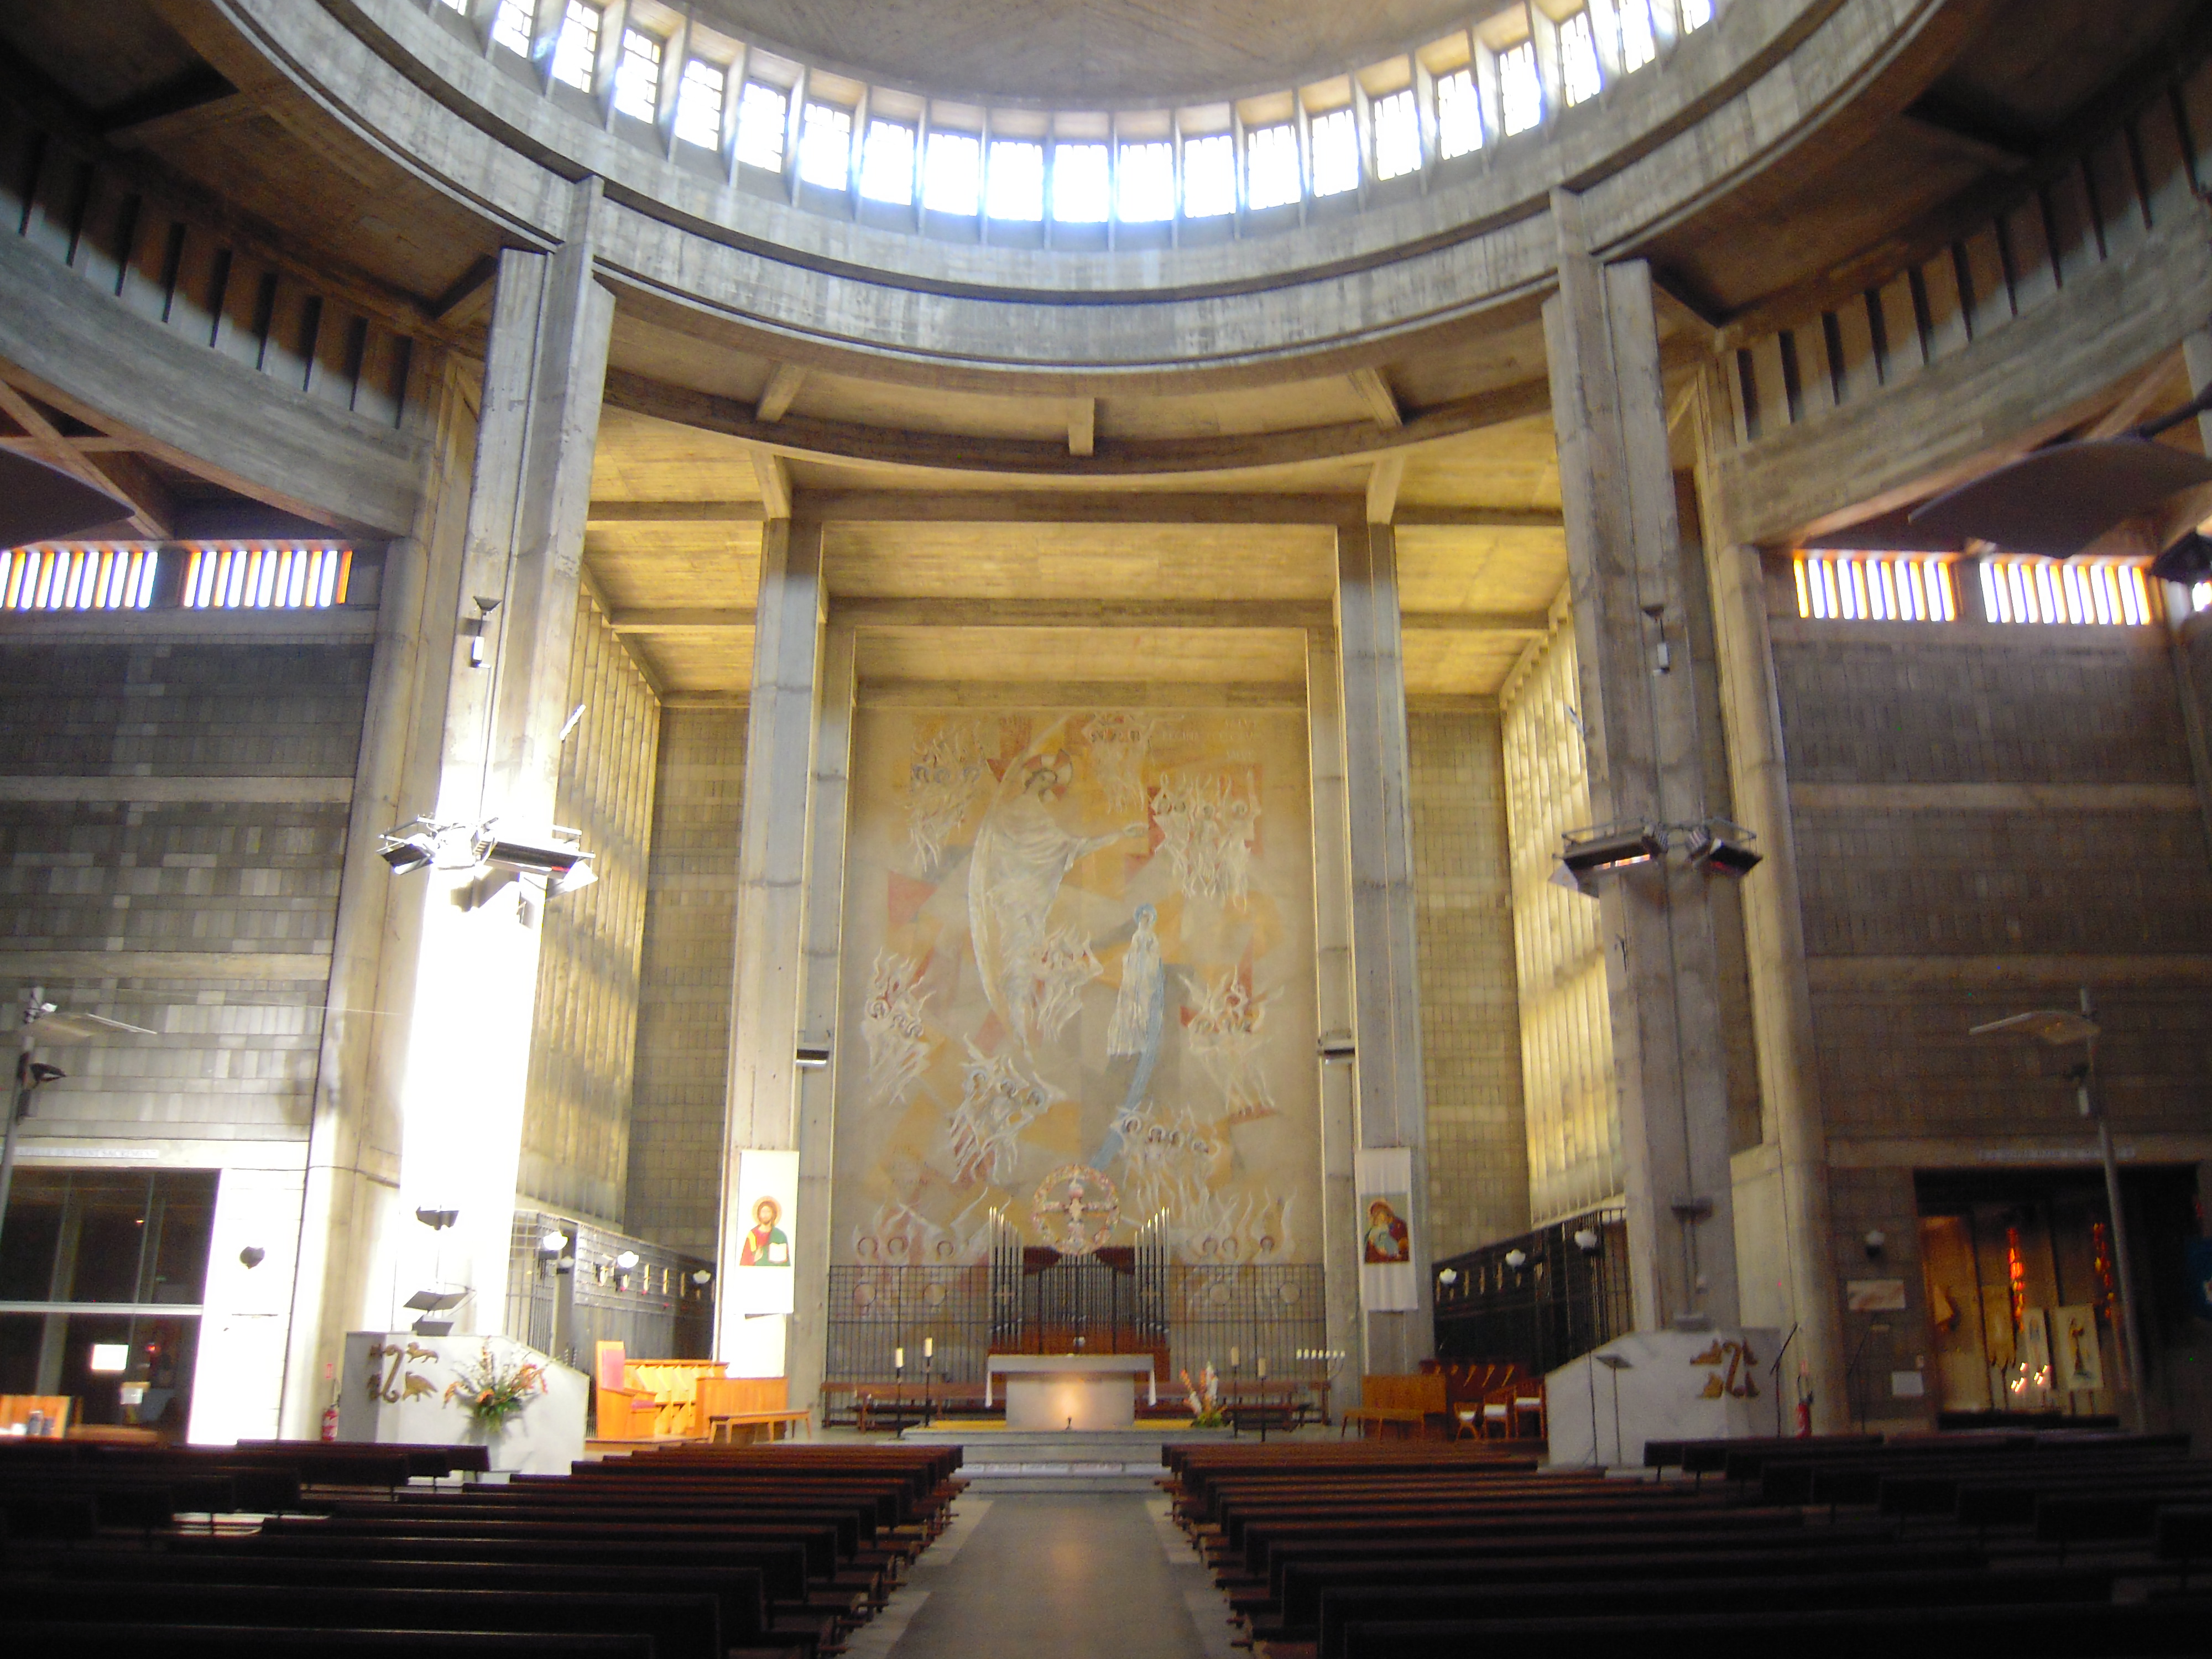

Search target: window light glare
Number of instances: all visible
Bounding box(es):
[1978,556,2154,627]
[1499,40,1545,135]
[180,546,352,611]
[798,102,853,190]
[1793,553,1956,623]
[549,1,601,93]
[1559,11,1604,106]
[1373,90,1421,181]
[490,0,534,56]
[859,120,917,204]
[88,1343,129,1375]
[1053,142,1110,222]
[1617,0,1659,72]
[673,60,724,149]
[1182,133,1237,217]
[1679,0,1714,28]
[1117,141,1174,222]
[1436,69,1484,159]
[1247,124,1302,210]
[987,139,1045,221]
[2,547,160,612]
[923,131,982,215]
[612,28,661,122]
[2193,579,2212,614]
[1310,108,1359,197]
[733,82,789,170]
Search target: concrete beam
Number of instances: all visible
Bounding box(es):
[0,379,164,536]
[1366,453,1405,525]
[1350,367,1403,429]
[1714,202,2212,549]
[751,447,794,519]
[604,599,1548,635]
[754,362,807,423]
[588,499,767,523]
[1068,397,1096,458]
[797,490,1366,524]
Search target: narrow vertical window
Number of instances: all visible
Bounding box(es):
[1246,124,1302,209]
[1436,69,1484,158]
[798,103,853,189]
[1616,0,1658,71]
[987,140,1045,220]
[1372,90,1421,180]
[1052,143,1110,223]
[923,131,982,215]
[1499,41,1544,135]
[733,82,790,170]
[674,60,726,149]
[612,28,661,122]
[491,0,534,56]
[1309,109,1359,197]
[1182,133,1237,217]
[1117,141,1175,222]
[859,121,917,204]
[549,1,601,93]
[1559,12,1603,106]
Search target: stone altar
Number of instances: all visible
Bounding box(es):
[985,1353,1156,1431]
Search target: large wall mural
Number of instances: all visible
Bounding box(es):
[833,707,1320,1267]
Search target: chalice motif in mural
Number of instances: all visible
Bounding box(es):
[1031,1164,1120,1255]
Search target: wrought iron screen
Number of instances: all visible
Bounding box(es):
[825,1261,1327,1388]
[1431,1206,1631,1375]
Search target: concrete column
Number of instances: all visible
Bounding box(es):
[277,362,475,1434]
[1692,371,1848,1426]
[384,179,615,1338]
[1333,516,1434,1373]
[789,618,855,1416]
[1306,630,1365,1400]
[714,511,826,1363]
[1542,192,1739,1332]
[2171,332,2212,863]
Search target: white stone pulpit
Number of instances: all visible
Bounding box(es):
[1546,1327,1783,1468]
[337,1332,587,1474]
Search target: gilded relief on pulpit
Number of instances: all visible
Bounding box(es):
[833,707,1319,1267]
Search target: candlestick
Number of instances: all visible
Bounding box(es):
[1256,1355,1267,1379]
[894,1346,904,1370]
[1230,1346,1240,1368]
[924,1336,934,1359]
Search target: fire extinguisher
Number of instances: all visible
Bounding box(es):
[1794,1362,1814,1437]
[320,1360,340,1442]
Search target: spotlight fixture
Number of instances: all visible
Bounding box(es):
[615,1250,641,1271]
[375,817,599,896]
[472,827,598,894]
[1687,819,1762,878]
[1560,822,1667,880]
[414,1207,460,1231]
[1573,1228,1601,1255]
[1504,1249,1528,1271]
[379,830,440,875]
[462,595,500,668]
[1437,1267,1459,1287]
[2150,530,2212,587]
[1864,1229,1887,1260]
[23,1061,64,1088]
[538,1229,570,1255]
[691,1269,713,1287]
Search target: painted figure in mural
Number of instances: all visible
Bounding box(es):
[968,740,1144,1053]
[739,1196,790,1267]
[1363,1199,1411,1264]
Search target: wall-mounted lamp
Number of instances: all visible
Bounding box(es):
[1864,1229,1887,1260]
[690,1269,713,1287]
[1317,1034,1355,1062]
[415,1207,459,1231]
[1573,1228,1600,1255]
[461,594,499,668]
[795,1042,831,1070]
[1437,1267,1459,1288]
[1687,819,1763,878]
[538,1229,570,1255]
[1504,1249,1528,1271]
[238,1246,265,1269]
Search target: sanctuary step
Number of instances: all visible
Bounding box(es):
[899,1423,1239,1493]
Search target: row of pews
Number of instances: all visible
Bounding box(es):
[0,1436,962,1657]
[1165,1431,2212,1657]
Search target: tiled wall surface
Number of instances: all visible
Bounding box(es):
[0,637,371,1140]
[1408,708,1528,1256]
[623,706,745,1256]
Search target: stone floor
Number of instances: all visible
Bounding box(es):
[846,1492,1241,1659]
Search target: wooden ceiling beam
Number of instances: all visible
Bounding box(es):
[605,599,1551,634]
[1349,367,1403,429]
[754,362,807,422]
[588,499,768,523]
[0,379,168,537]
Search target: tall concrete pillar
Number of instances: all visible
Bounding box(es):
[1333,515,1433,1373]
[383,179,615,1338]
[1687,366,1848,1426]
[1543,192,1739,1332]
[1306,629,1366,1396]
[714,510,827,1368]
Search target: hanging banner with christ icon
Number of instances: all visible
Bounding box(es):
[731,1149,799,1314]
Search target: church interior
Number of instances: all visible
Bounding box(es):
[3,0,2212,1652]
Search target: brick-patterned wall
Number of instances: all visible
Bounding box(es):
[1408,709,1528,1256]
[0,635,371,1142]
[1773,624,2212,1144]
[1500,624,1623,1225]
[519,594,660,1225]
[624,706,745,1255]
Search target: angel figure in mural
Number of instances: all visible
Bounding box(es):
[1094,902,1166,1168]
[968,742,1145,1054]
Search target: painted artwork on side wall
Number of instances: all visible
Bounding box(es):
[832,707,1319,1267]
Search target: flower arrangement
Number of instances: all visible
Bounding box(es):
[1180,1363,1225,1428]
[444,1344,547,1430]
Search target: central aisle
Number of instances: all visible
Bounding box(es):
[854,1492,1240,1659]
